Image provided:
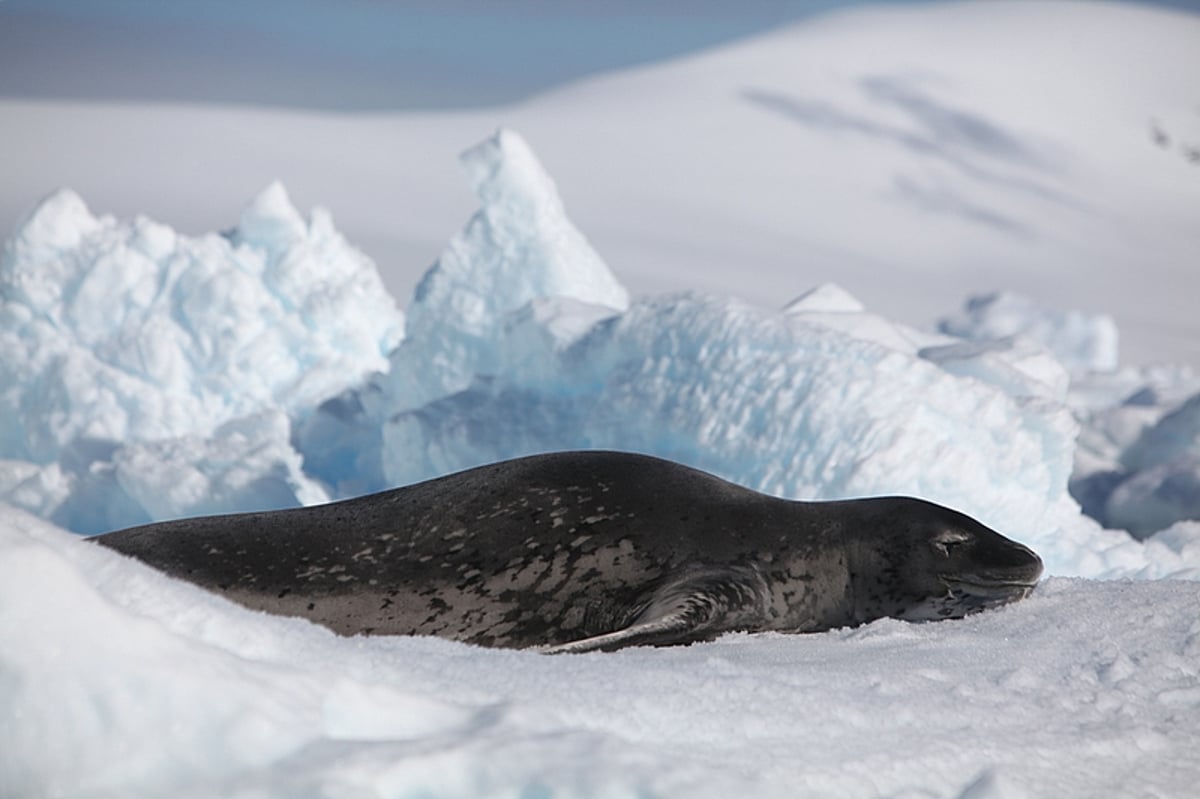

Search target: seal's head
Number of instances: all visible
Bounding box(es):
[849,497,1044,624]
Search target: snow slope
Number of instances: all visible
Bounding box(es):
[2,1,1198,368]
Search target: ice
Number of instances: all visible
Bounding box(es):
[298,129,629,497]
[933,291,1200,538]
[919,337,1070,403]
[111,410,328,521]
[1102,394,1200,538]
[2,89,1200,799]
[381,291,1086,565]
[3,126,1197,570]
[1067,371,1200,537]
[382,128,629,412]
[0,183,401,529]
[1122,392,1200,472]
[3,2,1200,796]
[0,183,402,463]
[783,282,933,354]
[939,291,1120,374]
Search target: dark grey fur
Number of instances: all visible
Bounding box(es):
[93,451,1043,653]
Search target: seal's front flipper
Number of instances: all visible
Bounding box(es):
[535,605,703,654]
[536,565,770,654]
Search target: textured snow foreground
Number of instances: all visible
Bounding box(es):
[4,510,1200,798]
[2,128,1200,798]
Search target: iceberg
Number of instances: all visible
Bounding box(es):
[2,127,1198,572]
[384,128,629,412]
[0,182,402,461]
[939,291,1119,375]
[0,183,402,529]
[1101,393,1200,538]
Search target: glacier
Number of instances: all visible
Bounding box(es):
[2,127,1200,799]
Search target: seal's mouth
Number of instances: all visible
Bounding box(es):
[941,576,1039,601]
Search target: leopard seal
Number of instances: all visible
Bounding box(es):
[93,450,1043,653]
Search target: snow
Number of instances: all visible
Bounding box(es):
[0,182,402,460]
[2,2,1199,370]
[3,2,1200,796]
[2,121,1200,798]
[3,507,1199,798]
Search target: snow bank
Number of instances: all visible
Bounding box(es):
[3,508,1198,798]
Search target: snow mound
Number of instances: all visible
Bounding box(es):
[0,509,483,797]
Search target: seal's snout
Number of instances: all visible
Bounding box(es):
[954,539,1043,593]
[1021,543,1044,580]
[962,525,1042,579]
[999,540,1044,585]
